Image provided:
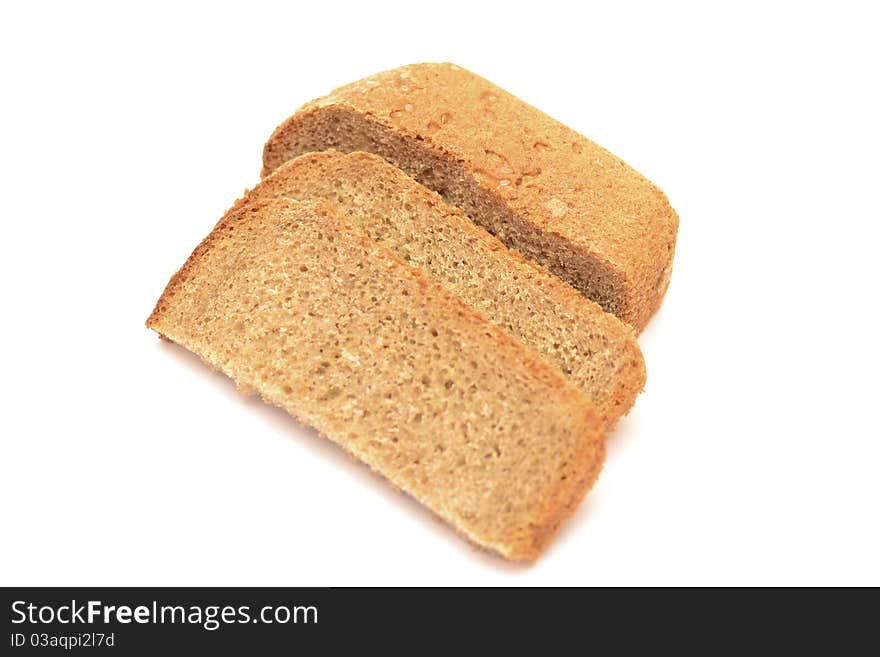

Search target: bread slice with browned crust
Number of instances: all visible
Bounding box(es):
[147,198,605,560]
[262,62,679,331]
[239,150,645,430]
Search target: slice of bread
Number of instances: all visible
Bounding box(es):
[262,62,679,331]
[147,198,605,560]
[238,150,645,430]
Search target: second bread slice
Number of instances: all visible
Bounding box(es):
[238,150,646,430]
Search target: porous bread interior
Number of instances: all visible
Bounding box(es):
[247,151,645,430]
[262,107,629,320]
[147,199,604,560]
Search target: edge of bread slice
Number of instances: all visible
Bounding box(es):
[234,150,645,431]
[261,62,678,331]
[147,198,605,560]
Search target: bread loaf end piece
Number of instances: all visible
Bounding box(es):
[262,63,678,331]
[147,198,605,560]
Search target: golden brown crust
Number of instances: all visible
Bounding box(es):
[147,198,605,560]
[262,62,678,331]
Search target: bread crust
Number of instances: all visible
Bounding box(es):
[147,198,605,560]
[263,62,678,331]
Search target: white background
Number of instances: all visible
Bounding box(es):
[2,1,878,586]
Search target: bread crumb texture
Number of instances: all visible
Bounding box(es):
[240,150,645,430]
[147,198,605,560]
[263,62,679,331]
